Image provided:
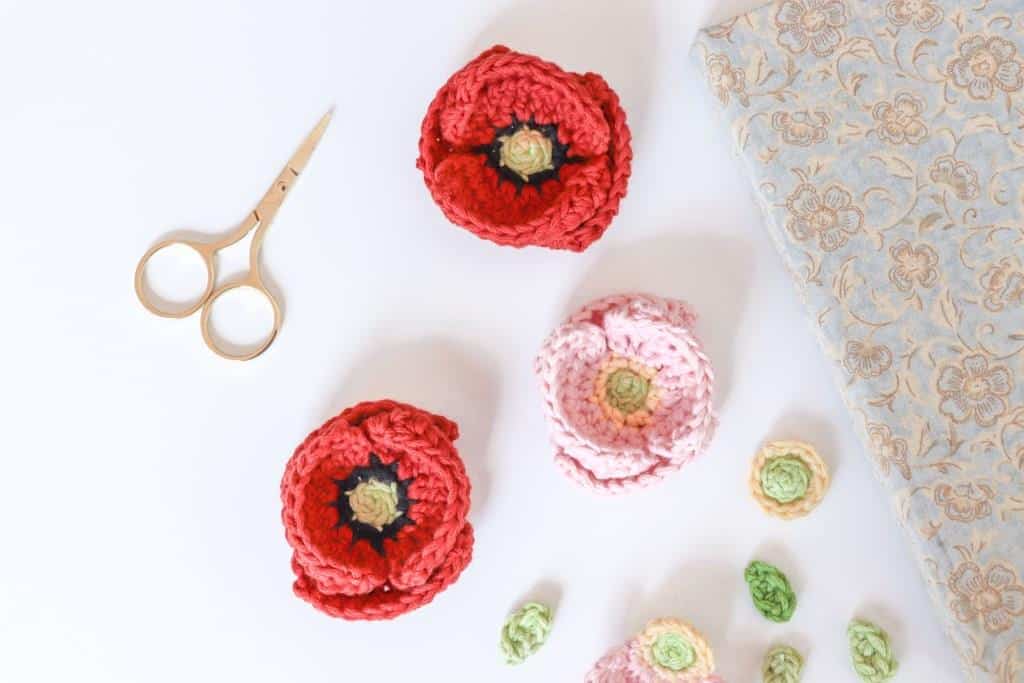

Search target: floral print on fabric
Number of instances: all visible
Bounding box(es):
[695,0,1024,677]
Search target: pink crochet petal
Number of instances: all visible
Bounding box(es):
[585,641,643,683]
[536,294,717,494]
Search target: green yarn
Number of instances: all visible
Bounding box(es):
[500,602,553,665]
[651,632,696,671]
[745,561,797,623]
[761,456,811,503]
[606,368,650,414]
[762,645,803,683]
[848,620,898,682]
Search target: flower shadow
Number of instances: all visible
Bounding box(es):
[562,232,755,409]
[324,337,500,517]
[768,409,842,485]
[468,0,658,140]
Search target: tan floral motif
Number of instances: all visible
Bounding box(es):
[775,0,848,58]
[873,92,929,145]
[889,240,939,292]
[844,340,893,379]
[706,53,748,106]
[980,257,1024,312]
[785,183,864,251]
[930,155,980,200]
[885,0,943,32]
[948,35,1024,101]
[937,355,1013,427]
[934,482,995,522]
[771,111,830,146]
[866,423,911,480]
[950,561,1024,634]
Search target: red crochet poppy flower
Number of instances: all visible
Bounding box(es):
[280,400,473,620]
[417,45,632,252]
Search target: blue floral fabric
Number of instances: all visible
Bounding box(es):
[694,1,1024,678]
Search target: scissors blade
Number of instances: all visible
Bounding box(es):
[284,108,333,179]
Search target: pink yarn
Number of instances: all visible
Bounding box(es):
[585,641,642,683]
[584,641,726,683]
[535,294,717,494]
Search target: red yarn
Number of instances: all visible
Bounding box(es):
[280,400,474,620]
[417,45,633,252]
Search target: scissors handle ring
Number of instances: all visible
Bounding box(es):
[134,238,217,319]
[199,277,282,361]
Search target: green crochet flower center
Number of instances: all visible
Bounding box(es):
[763,644,804,683]
[498,126,555,181]
[345,478,400,531]
[761,455,812,504]
[745,560,797,623]
[606,368,651,414]
[651,632,696,671]
[500,602,553,665]
[848,620,898,683]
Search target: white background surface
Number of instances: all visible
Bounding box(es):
[0,1,965,681]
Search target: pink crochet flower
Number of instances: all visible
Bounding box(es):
[585,640,726,683]
[535,294,717,494]
[586,641,642,683]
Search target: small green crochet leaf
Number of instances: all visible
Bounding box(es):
[762,644,803,683]
[500,602,553,665]
[848,619,898,683]
[745,560,797,623]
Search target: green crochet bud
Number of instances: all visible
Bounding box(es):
[651,631,696,671]
[745,560,797,623]
[500,602,553,665]
[762,645,803,683]
[760,456,811,503]
[848,620,897,682]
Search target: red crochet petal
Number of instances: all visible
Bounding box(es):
[418,45,632,252]
[281,400,473,621]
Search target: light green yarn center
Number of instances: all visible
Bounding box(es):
[500,602,553,665]
[848,620,898,683]
[345,479,400,531]
[761,456,811,504]
[498,126,554,181]
[763,645,804,683]
[651,632,695,671]
[606,368,651,414]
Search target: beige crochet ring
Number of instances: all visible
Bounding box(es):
[749,440,829,520]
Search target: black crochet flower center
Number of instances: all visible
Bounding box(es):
[478,117,574,188]
[330,453,415,556]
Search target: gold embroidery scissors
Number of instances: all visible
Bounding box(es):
[135,110,332,361]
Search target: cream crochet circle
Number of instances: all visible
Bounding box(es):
[750,440,829,520]
[631,618,715,681]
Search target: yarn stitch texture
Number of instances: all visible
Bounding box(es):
[417,45,632,251]
[280,400,473,620]
[749,441,829,519]
[848,619,898,683]
[535,294,718,494]
[761,645,803,683]
[745,561,797,623]
[585,618,724,683]
[500,602,553,665]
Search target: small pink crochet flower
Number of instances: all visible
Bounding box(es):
[535,294,717,494]
[585,640,726,683]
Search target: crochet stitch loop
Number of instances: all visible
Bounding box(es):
[762,645,803,683]
[280,400,473,620]
[586,619,724,683]
[535,294,717,494]
[750,441,829,519]
[848,620,898,683]
[745,561,797,623]
[500,602,553,665]
[417,45,632,252]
